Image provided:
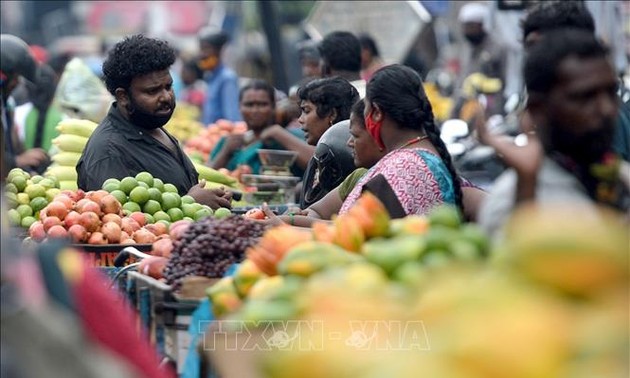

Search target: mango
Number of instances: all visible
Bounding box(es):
[362,235,426,275]
[233,259,266,298]
[206,277,242,318]
[278,241,364,277]
[499,204,629,298]
[388,215,430,237]
[331,214,365,252]
[347,192,390,238]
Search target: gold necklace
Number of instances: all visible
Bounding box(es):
[395,135,429,150]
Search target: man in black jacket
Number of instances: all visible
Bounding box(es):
[76,34,231,209]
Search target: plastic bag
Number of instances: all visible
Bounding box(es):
[53,57,113,124]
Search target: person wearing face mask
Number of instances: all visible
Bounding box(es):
[76,35,232,209]
[455,2,508,114]
[197,28,242,125]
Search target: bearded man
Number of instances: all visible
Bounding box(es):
[478,29,629,239]
[77,35,231,209]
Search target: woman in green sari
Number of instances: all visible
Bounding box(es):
[209,80,305,176]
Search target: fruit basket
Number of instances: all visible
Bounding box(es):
[241,174,300,205]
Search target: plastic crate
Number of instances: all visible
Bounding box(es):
[73,244,152,284]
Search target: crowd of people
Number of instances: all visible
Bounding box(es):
[1,0,629,376]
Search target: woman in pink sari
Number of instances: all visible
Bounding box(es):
[340,64,464,218]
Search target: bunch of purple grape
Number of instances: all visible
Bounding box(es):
[164,215,267,289]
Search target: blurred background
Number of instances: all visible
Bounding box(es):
[2,0,627,96]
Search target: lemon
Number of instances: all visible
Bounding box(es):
[135,172,154,187]
[181,195,195,205]
[183,217,194,222]
[194,208,213,221]
[17,193,30,205]
[163,183,178,193]
[7,209,21,226]
[182,203,199,219]
[24,184,46,199]
[111,190,128,205]
[119,177,139,195]
[152,178,164,192]
[122,201,141,214]
[16,204,33,219]
[11,175,27,192]
[4,183,18,194]
[166,207,184,222]
[44,175,59,189]
[20,216,37,228]
[148,188,162,202]
[161,192,181,211]
[144,213,155,224]
[103,182,119,193]
[38,178,56,190]
[129,186,150,205]
[137,181,149,189]
[213,207,231,219]
[30,197,48,213]
[142,199,161,215]
[30,175,44,184]
[45,188,61,202]
[102,178,120,188]
[153,211,171,223]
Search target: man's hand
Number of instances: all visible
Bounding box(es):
[474,109,543,203]
[15,148,48,168]
[187,180,233,210]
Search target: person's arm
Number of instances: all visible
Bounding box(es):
[461,186,487,222]
[260,124,315,170]
[474,107,542,204]
[208,135,243,170]
[309,186,344,220]
[260,202,331,228]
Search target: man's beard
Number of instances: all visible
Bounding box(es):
[128,95,174,130]
[546,123,615,166]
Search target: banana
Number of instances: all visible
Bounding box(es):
[52,134,89,153]
[56,119,98,138]
[51,152,82,166]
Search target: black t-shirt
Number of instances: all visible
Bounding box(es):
[76,103,198,194]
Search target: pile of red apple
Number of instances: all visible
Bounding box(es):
[28,189,190,247]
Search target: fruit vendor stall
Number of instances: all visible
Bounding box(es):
[3,143,627,377]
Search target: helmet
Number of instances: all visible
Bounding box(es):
[301,120,357,207]
[0,34,38,83]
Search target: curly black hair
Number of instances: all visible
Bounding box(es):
[524,28,608,95]
[521,0,594,42]
[297,76,359,123]
[318,31,361,73]
[102,34,176,95]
